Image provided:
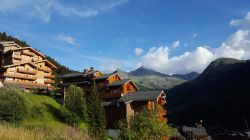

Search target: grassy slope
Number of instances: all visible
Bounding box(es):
[0,93,91,140]
[116,70,186,90]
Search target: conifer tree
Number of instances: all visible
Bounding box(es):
[87,85,106,137]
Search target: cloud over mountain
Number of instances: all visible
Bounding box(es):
[140,12,250,74]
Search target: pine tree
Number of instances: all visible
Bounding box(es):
[65,85,88,122]
[87,86,106,137]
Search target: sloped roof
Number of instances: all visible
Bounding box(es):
[95,73,120,80]
[3,61,37,69]
[106,79,131,87]
[5,47,46,58]
[59,73,83,78]
[118,90,164,103]
[0,41,22,48]
[59,81,90,86]
[182,126,208,136]
[59,70,102,78]
[34,60,57,68]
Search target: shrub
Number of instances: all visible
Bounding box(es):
[65,85,88,122]
[0,88,28,122]
[60,108,81,126]
[118,108,177,140]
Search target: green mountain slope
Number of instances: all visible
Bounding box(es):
[167,58,250,130]
[115,69,186,90]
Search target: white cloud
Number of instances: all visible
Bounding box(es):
[230,12,250,29]
[0,0,128,22]
[192,33,198,39]
[56,34,78,46]
[140,12,250,74]
[172,40,181,48]
[134,47,144,56]
[141,46,213,74]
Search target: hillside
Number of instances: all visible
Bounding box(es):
[129,66,168,77]
[0,92,90,139]
[167,58,250,130]
[114,69,186,90]
[171,72,199,81]
[0,32,77,83]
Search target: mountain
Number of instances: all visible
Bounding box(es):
[167,58,250,130]
[0,32,77,83]
[114,68,186,90]
[128,66,169,77]
[171,72,199,81]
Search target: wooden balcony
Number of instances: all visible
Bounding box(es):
[99,93,121,99]
[44,74,55,78]
[44,79,55,84]
[32,58,38,62]
[22,51,34,56]
[4,73,36,80]
[38,67,50,73]
[17,68,37,75]
[12,54,22,60]
[4,80,50,88]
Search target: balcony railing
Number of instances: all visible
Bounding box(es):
[44,74,55,78]
[99,93,121,99]
[12,54,22,60]
[17,68,37,75]
[22,51,34,56]
[44,79,55,84]
[32,58,38,62]
[4,80,50,88]
[4,73,36,80]
[38,67,50,73]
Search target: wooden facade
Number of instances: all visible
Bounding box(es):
[0,41,57,90]
[60,71,139,101]
[103,90,167,128]
[60,69,167,129]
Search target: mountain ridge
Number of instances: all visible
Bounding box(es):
[167,58,250,130]
[128,66,169,77]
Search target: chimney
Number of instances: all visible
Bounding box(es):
[90,67,95,71]
[83,68,88,76]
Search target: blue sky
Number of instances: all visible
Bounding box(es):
[0,0,250,74]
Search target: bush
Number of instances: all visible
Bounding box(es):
[118,108,177,140]
[0,88,28,122]
[60,108,81,126]
[65,85,88,122]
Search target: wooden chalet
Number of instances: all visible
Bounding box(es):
[60,68,167,129]
[0,41,57,90]
[102,90,167,128]
[59,68,139,101]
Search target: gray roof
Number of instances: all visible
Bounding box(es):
[106,79,131,87]
[95,73,114,80]
[182,126,208,136]
[59,70,98,78]
[119,90,164,103]
[59,73,83,78]
[59,81,90,86]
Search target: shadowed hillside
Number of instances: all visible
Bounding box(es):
[167,58,250,130]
